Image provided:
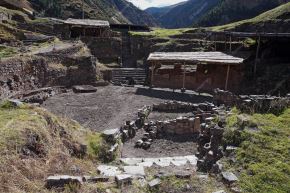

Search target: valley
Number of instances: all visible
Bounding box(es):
[0,1,289,193]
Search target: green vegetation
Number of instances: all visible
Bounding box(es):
[0,46,18,58]
[130,28,192,38]
[198,0,286,27]
[224,108,290,193]
[211,2,290,31]
[134,175,226,193]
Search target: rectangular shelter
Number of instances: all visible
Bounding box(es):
[147,52,244,92]
[62,18,111,38]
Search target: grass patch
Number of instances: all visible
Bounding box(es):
[130,28,192,38]
[0,45,18,58]
[224,108,290,193]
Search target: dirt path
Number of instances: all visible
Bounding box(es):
[43,86,212,132]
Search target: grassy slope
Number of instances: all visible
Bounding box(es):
[224,108,290,193]
[129,28,192,38]
[211,2,290,31]
[197,0,286,27]
[0,101,107,193]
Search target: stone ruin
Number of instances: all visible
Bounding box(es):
[153,100,215,112]
[196,122,224,173]
[156,116,201,135]
[214,88,290,114]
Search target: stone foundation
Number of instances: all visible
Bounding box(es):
[213,88,290,114]
[156,116,201,135]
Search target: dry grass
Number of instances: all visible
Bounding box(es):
[0,101,101,193]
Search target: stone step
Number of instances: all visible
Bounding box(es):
[120,155,198,167]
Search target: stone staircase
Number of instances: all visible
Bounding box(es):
[111,68,147,85]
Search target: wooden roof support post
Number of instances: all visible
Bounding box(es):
[254,35,261,78]
[151,62,155,87]
[225,64,231,90]
[182,62,186,90]
[229,35,232,52]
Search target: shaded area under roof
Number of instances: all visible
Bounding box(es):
[147,52,244,65]
[64,18,110,27]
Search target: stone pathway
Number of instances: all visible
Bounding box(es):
[120,155,198,168]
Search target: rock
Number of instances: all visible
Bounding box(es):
[93,81,110,87]
[83,176,109,183]
[142,141,151,150]
[45,175,83,189]
[175,171,192,179]
[115,174,133,188]
[97,165,121,177]
[148,178,161,188]
[231,187,242,193]
[102,128,120,142]
[221,172,238,184]
[225,146,238,156]
[7,99,23,107]
[237,114,251,129]
[194,117,201,133]
[212,190,226,193]
[135,139,144,148]
[123,166,145,177]
[72,85,97,93]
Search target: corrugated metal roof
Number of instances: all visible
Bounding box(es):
[64,18,110,27]
[148,52,244,65]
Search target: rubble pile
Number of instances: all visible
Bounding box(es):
[237,95,290,114]
[196,122,224,173]
[214,89,290,114]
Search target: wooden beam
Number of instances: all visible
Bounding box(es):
[151,62,155,87]
[225,64,230,90]
[254,36,261,78]
[229,35,232,52]
[182,62,186,89]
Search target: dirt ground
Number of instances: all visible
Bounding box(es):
[43,85,212,132]
[122,111,198,158]
[43,85,211,158]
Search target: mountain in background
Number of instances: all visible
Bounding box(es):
[27,0,158,26]
[146,0,288,28]
[212,2,290,32]
[197,0,289,27]
[145,1,187,20]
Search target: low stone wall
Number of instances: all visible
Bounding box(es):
[81,37,122,64]
[156,116,201,135]
[153,101,215,112]
[213,88,290,114]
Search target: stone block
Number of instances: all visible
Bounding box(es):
[221,172,238,184]
[115,174,133,188]
[123,166,145,177]
[97,165,121,177]
[83,176,109,183]
[102,128,120,142]
[194,117,201,133]
[72,85,97,93]
[45,175,83,189]
[148,178,161,188]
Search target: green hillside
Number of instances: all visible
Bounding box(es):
[211,2,290,32]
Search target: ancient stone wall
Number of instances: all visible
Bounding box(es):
[81,37,122,64]
[0,56,47,98]
[151,64,243,93]
[0,53,97,98]
[156,116,201,135]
